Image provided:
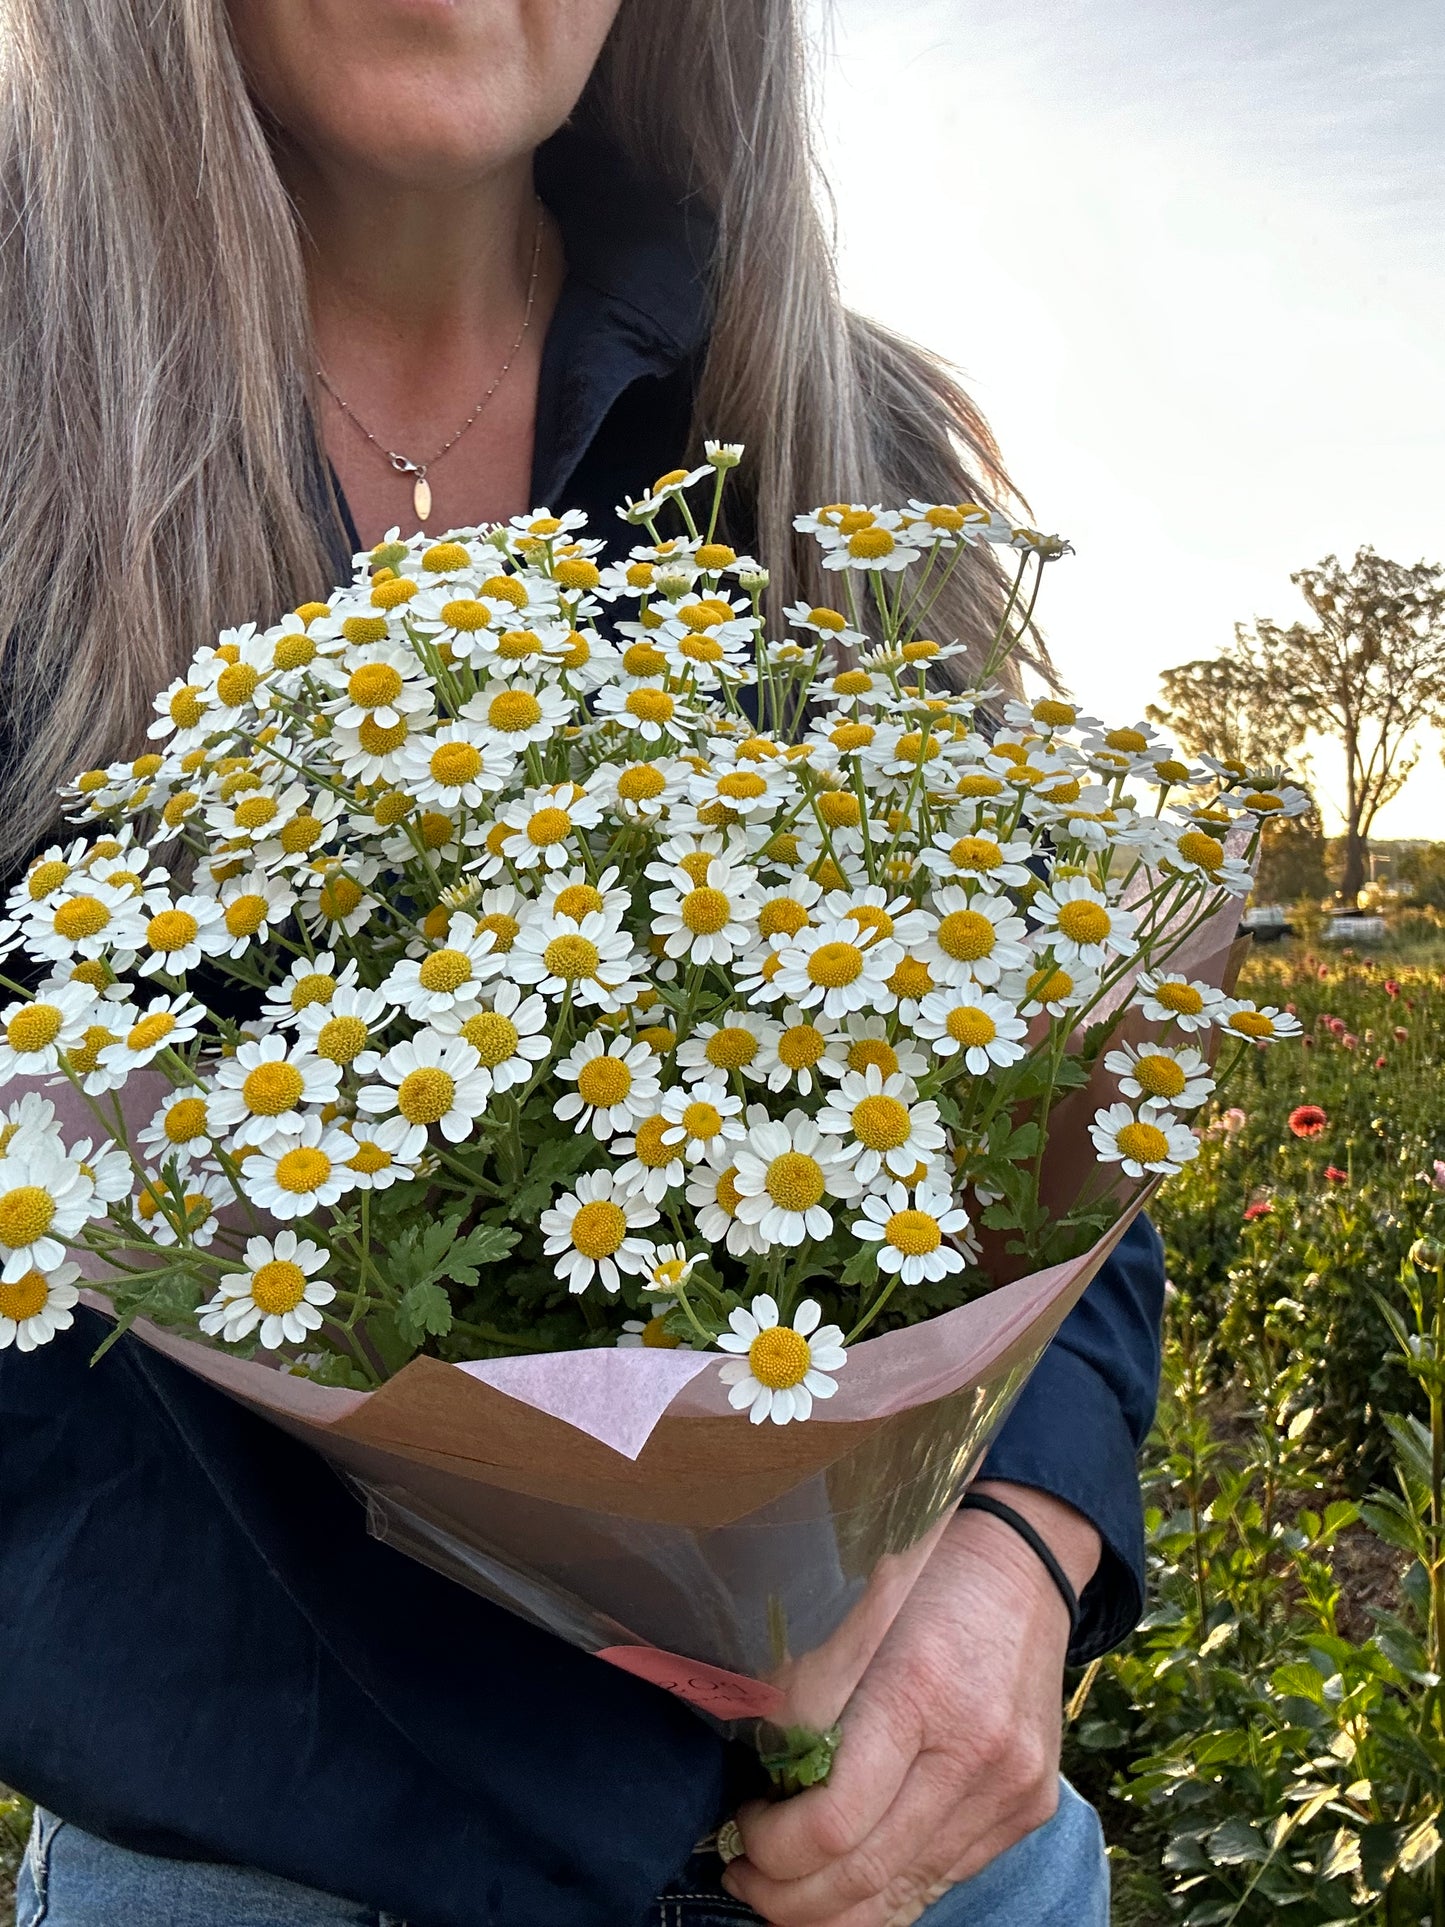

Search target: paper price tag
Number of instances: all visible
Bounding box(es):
[598,1644,787,1720]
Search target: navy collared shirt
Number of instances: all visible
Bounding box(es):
[0,129,1165,1927]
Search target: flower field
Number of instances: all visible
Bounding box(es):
[1072,934,1445,1923]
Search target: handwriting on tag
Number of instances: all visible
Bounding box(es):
[598,1644,787,1719]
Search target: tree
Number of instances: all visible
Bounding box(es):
[1145,653,1298,773]
[1238,547,1445,902]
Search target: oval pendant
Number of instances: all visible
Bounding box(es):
[413,475,432,524]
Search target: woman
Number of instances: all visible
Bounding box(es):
[0,3,1165,1923]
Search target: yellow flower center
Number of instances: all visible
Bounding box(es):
[1032,699,1076,728]
[478,573,526,608]
[431,741,483,787]
[748,1324,812,1389]
[1151,759,1190,784]
[754,897,805,941]
[958,773,1004,798]
[318,875,365,921]
[617,763,666,803]
[146,908,199,954]
[0,1185,55,1248]
[164,1098,209,1145]
[440,598,489,631]
[489,690,543,733]
[678,886,730,935]
[295,601,330,624]
[168,686,205,729]
[0,1270,50,1322]
[397,1067,457,1124]
[1026,967,1073,1004]
[950,836,1002,872]
[946,1006,996,1048]
[127,1012,176,1052]
[677,602,721,632]
[347,1140,394,1175]
[1228,1010,1274,1039]
[577,1055,633,1107]
[851,1093,911,1151]
[348,662,404,710]
[224,893,270,938]
[652,468,689,492]
[887,957,934,1001]
[67,1023,118,1073]
[457,1012,517,1066]
[527,807,572,846]
[27,859,71,899]
[543,934,600,981]
[716,771,768,803]
[250,1257,309,1314]
[423,541,471,573]
[1116,1121,1170,1163]
[342,615,390,646]
[847,527,896,560]
[273,633,315,670]
[681,1100,722,1140]
[845,905,893,945]
[807,940,864,988]
[1133,1053,1186,1099]
[622,643,668,677]
[713,1166,743,1216]
[809,607,848,632]
[1056,900,1111,945]
[242,1061,304,1116]
[7,1004,62,1054]
[1104,727,1149,753]
[161,792,199,831]
[315,1015,369,1063]
[570,1199,627,1259]
[475,911,520,952]
[215,662,260,709]
[765,1151,825,1212]
[53,895,111,940]
[887,1208,942,1255]
[274,1147,332,1194]
[554,557,600,592]
[1177,831,1225,872]
[818,790,861,827]
[848,1039,898,1077]
[626,688,674,725]
[936,910,995,962]
[631,1116,673,1168]
[1154,981,1203,1015]
[232,795,277,831]
[497,628,542,660]
[289,972,336,1011]
[696,1027,753,1072]
[638,1313,681,1349]
[418,949,474,994]
[280,813,325,854]
[371,575,416,609]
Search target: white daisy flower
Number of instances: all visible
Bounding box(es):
[685,1155,766,1257]
[915,988,1029,1074]
[0,1258,83,1352]
[294,984,395,1069]
[297,858,382,940]
[340,1115,428,1191]
[1133,972,1226,1034]
[0,1141,97,1280]
[770,920,903,1020]
[96,992,205,1073]
[1013,960,1100,1020]
[659,1079,745,1163]
[240,1116,359,1220]
[510,909,644,1012]
[325,644,433,731]
[1090,1101,1198,1178]
[594,754,691,821]
[1217,1001,1303,1044]
[1033,876,1139,970]
[137,891,230,978]
[25,880,144,966]
[818,516,922,575]
[853,1180,973,1284]
[212,874,297,956]
[554,1033,662,1139]
[826,1015,929,1086]
[716,1295,848,1425]
[461,676,574,749]
[919,888,1030,989]
[383,915,504,1020]
[674,1011,776,1085]
[393,723,516,812]
[430,982,552,1095]
[204,778,311,849]
[0,1093,62,1158]
[539,1170,659,1295]
[1104,1040,1215,1111]
[135,1168,232,1248]
[641,1241,705,1296]
[138,1092,217,1172]
[331,707,433,785]
[209,1034,343,1148]
[356,1031,493,1143]
[731,1110,858,1247]
[754,1005,845,1096]
[650,857,761,966]
[816,1065,947,1184]
[198,1230,336,1350]
[593,679,698,744]
[0,981,98,1082]
[148,675,215,750]
[918,827,1035,889]
[252,790,345,874]
[69,1137,134,1204]
[497,782,604,872]
[261,952,361,1029]
[610,1110,689,1204]
[819,885,934,952]
[616,1313,691,1349]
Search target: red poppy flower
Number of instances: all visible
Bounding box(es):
[1324,1165,1349,1183]
[1375,1054,1388,1069]
[1289,1105,1328,1138]
[1385,979,1400,998]
[1243,1199,1273,1221]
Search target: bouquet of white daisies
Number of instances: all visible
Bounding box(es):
[0,448,1301,1768]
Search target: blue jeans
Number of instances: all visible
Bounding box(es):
[16,1781,1107,1924]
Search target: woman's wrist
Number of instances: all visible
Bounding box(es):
[951,1480,1103,1640]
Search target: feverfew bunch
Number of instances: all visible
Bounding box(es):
[0,453,1303,1422]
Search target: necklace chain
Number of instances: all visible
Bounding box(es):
[316,197,546,514]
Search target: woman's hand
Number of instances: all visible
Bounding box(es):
[722,1483,1101,1927]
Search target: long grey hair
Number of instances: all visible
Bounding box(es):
[0,0,1025,872]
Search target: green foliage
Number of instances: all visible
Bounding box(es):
[0,1789,30,1918]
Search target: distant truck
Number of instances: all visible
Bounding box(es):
[1323,911,1386,944]
[1241,904,1292,942]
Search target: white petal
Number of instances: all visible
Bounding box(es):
[793,1299,821,1336]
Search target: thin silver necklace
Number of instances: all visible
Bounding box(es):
[316,198,546,526]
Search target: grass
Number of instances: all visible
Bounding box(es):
[0,1789,29,1917]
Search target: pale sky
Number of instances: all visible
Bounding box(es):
[812,0,1445,837]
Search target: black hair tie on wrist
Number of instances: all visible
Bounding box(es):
[959,1491,1081,1643]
